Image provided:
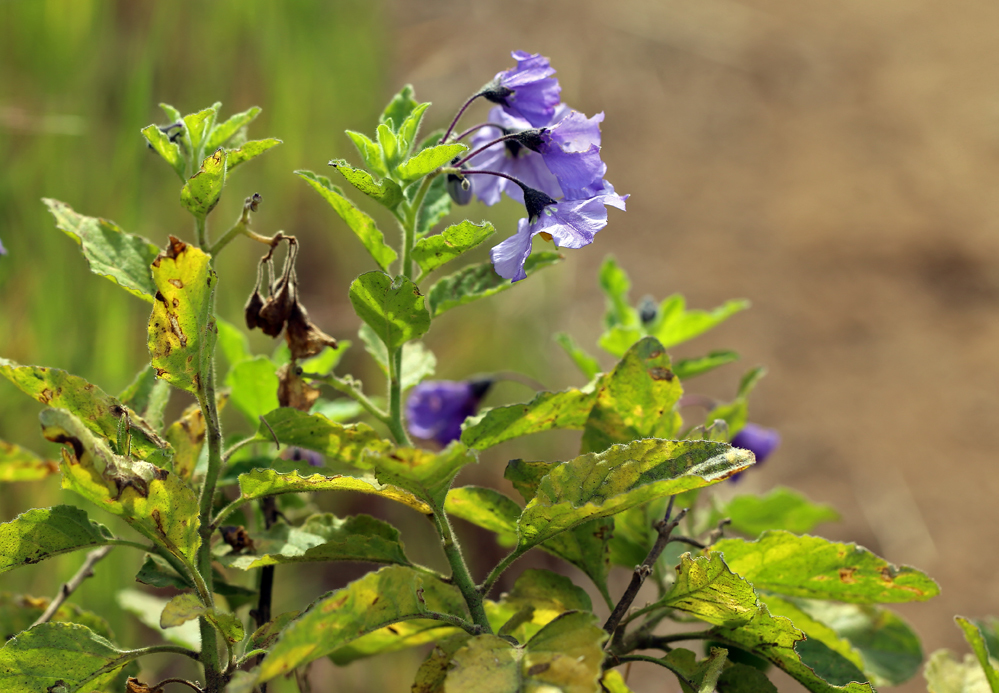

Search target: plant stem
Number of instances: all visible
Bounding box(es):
[301,372,389,423]
[439,92,484,144]
[611,654,696,690]
[31,546,113,627]
[434,512,491,632]
[386,347,411,445]
[195,216,208,249]
[479,547,527,597]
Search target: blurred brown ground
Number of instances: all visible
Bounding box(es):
[386,0,999,690]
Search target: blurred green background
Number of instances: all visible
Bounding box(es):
[4,1,999,692]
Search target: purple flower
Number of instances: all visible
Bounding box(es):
[467,106,565,206]
[286,446,324,467]
[728,423,780,481]
[482,51,562,128]
[0,236,6,255]
[491,186,628,282]
[406,379,492,446]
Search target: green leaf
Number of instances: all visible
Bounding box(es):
[42,409,201,564]
[216,317,251,370]
[255,407,392,462]
[601,669,638,693]
[179,148,227,220]
[0,357,169,461]
[428,251,562,317]
[958,617,999,693]
[300,341,350,376]
[141,124,186,181]
[599,256,640,330]
[486,569,592,643]
[925,649,996,693]
[162,402,206,481]
[119,367,171,431]
[360,442,477,509]
[674,350,740,380]
[0,506,111,575]
[159,103,182,123]
[160,593,244,644]
[44,198,161,302]
[377,122,401,169]
[650,295,750,349]
[147,237,218,395]
[413,221,494,276]
[396,143,467,182]
[206,106,261,150]
[346,131,388,177]
[118,589,200,650]
[554,332,601,380]
[349,272,430,351]
[226,138,281,172]
[0,622,137,693]
[328,159,403,208]
[257,566,467,683]
[183,103,220,153]
[717,664,778,693]
[417,173,451,237]
[441,612,607,693]
[766,596,922,687]
[445,486,520,547]
[461,375,602,450]
[237,467,431,515]
[411,633,472,693]
[708,366,767,435]
[714,531,940,603]
[0,440,58,482]
[380,85,419,133]
[580,336,683,453]
[225,356,280,425]
[397,102,431,154]
[248,611,299,652]
[517,439,752,549]
[652,552,759,627]
[217,513,410,570]
[716,487,840,537]
[296,170,397,272]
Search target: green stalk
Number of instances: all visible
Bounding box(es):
[386,346,411,446]
[435,512,491,632]
[479,546,528,597]
[195,216,208,250]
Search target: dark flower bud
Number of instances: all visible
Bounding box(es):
[639,296,658,325]
[522,186,558,223]
[447,172,472,206]
[512,128,547,154]
[244,289,265,331]
[257,277,295,337]
[285,300,338,360]
[478,79,516,106]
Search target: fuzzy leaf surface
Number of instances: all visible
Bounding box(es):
[581,336,683,453]
[461,377,602,451]
[255,408,392,463]
[42,409,201,564]
[329,159,403,208]
[396,143,467,182]
[444,486,520,547]
[428,252,561,317]
[147,237,218,395]
[217,513,410,570]
[296,170,397,271]
[206,105,261,150]
[349,272,430,351]
[180,148,226,220]
[653,552,759,627]
[413,221,494,276]
[141,124,186,180]
[0,358,169,461]
[257,566,467,683]
[0,506,112,575]
[43,199,160,302]
[673,350,740,380]
[237,468,431,515]
[957,617,999,693]
[0,622,134,693]
[714,531,940,603]
[226,138,280,171]
[717,487,840,537]
[518,439,752,548]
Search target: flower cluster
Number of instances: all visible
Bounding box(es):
[451,51,627,282]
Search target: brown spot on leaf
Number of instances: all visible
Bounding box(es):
[220,525,255,553]
[527,663,551,676]
[165,236,186,260]
[838,567,858,584]
[126,677,157,693]
[386,625,399,635]
[648,367,674,381]
[169,278,184,289]
[155,290,167,304]
[166,311,187,348]
[152,509,167,536]
[172,298,180,308]
[37,388,54,404]
[48,434,85,461]
[153,467,168,481]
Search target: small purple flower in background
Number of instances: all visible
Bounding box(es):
[481,51,561,127]
[286,446,324,467]
[406,379,493,446]
[728,423,781,481]
[0,236,6,255]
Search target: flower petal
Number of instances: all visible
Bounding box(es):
[490,218,536,282]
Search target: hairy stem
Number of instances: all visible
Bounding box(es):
[386,347,411,445]
[435,512,491,632]
[301,372,389,423]
[195,216,208,250]
[610,654,696,690]
[479,547,527,597]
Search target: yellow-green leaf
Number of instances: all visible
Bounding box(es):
[147,237,218,395]
[413,220,494,276]
[0,440,58,482]
[0,506,112,575]
[180,148,227,220]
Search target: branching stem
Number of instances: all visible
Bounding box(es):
[31,546,113,627]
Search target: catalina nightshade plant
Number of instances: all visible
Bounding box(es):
[731,423,781,464]
[480,50,562,127]
[406,379,492,445]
